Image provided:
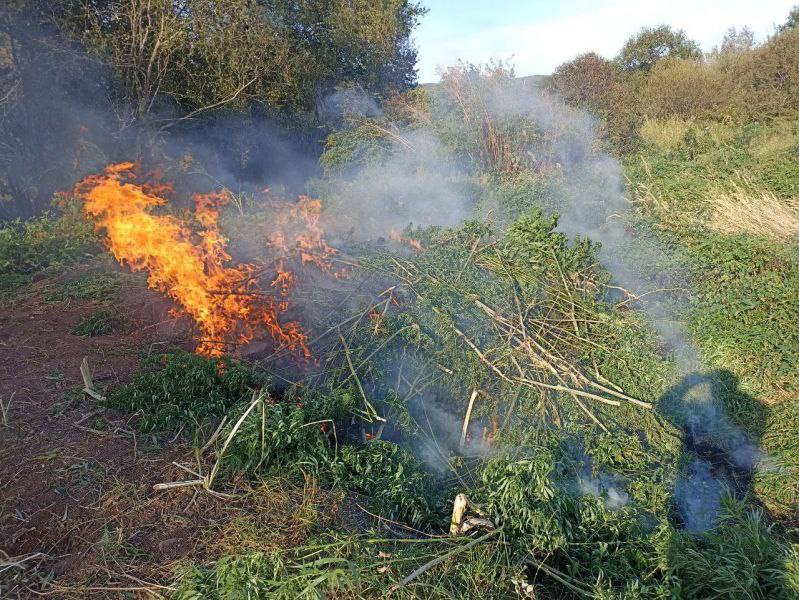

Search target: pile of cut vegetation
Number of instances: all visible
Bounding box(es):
[89,202,795,597]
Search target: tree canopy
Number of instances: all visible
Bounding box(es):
[617,25,701,72]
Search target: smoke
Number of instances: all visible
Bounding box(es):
[528,90,765,531]
[579,472,630,510]
[0,16,324,221]
[315,76,767,531]
[3,10,766,531]
[319,129,473,243]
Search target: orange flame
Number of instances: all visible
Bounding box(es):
[268,195,342,275]
[390,228,423,251]
[76,163,310,358]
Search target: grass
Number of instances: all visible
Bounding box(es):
[0,201,97,277]
[639,117,692,150]
[626,115,799,526]
[687,233,799,398]
[72,307,127,336]
[665,496,799,599]
[705,179,799,240]
[107,350,270,432]
[44,270,138,303]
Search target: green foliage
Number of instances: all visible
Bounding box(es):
[45,271,130,303]
[338,440,439,527]
[0,207,97,275]
[755,399,799,519]
[173,531,523,599]
[688,234,799,396]
[550,52,621,114]
[64,0,426,118]
[72,307,126,336]
[617,25,702,72]
[476,446,676,596]
[0,272,29,301]
[319,125,390,175]
[217,401,330,479]
[666,497,799,599]
[640,58,727,120]
[108,351,269,432]
[173,539,366,600]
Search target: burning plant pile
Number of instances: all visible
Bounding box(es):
[75,162,345,358]
[53,68,795,599]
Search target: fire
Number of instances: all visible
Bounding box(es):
[76,163,310,358]
[390,228,423,251]
[268,195,341,275]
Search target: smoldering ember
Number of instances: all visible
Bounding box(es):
[1,2,798,598]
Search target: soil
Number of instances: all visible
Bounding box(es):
[0,263,334,598]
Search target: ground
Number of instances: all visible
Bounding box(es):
[0,264,344,598]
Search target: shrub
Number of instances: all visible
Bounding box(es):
[217,401,330,479]
[338,440,439,527]
[640,58,728,120]
[549,52,620,114]
[749,27,799,116]
[0,204,97,275]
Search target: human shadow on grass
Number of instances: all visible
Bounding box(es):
[657,368,769,531]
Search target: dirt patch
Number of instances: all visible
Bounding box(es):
[0,262,357,598]
[0,264,197,596]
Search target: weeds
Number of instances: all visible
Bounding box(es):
[0,203,97,276]
[72,307,126,336]
[0,392,14,426]
[45,272,128,303]
[666,496,799,599]
[337,441,440,528]
[107,350,270,432]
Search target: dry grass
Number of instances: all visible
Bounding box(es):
[706,181,799,240]
[639,118,691,150]
[749,123,799,157]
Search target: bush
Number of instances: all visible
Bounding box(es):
[640,58,728,120]
[338,440,439,527]
[749,27,799,116]
[0,204,97,275]
[549,52,621,114]
[217,401,330,479]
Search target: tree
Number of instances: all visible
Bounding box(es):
[265,0,427,110]
[780,5,799,31]
[549,52,620,114]
[719,26,754,55]
[617,25,701,72]
[64,0,426,121]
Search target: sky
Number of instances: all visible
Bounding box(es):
[413,0,798,82]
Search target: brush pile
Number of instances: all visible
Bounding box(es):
[312,212,652,445]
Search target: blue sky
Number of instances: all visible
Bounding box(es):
[413,0,798,82]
